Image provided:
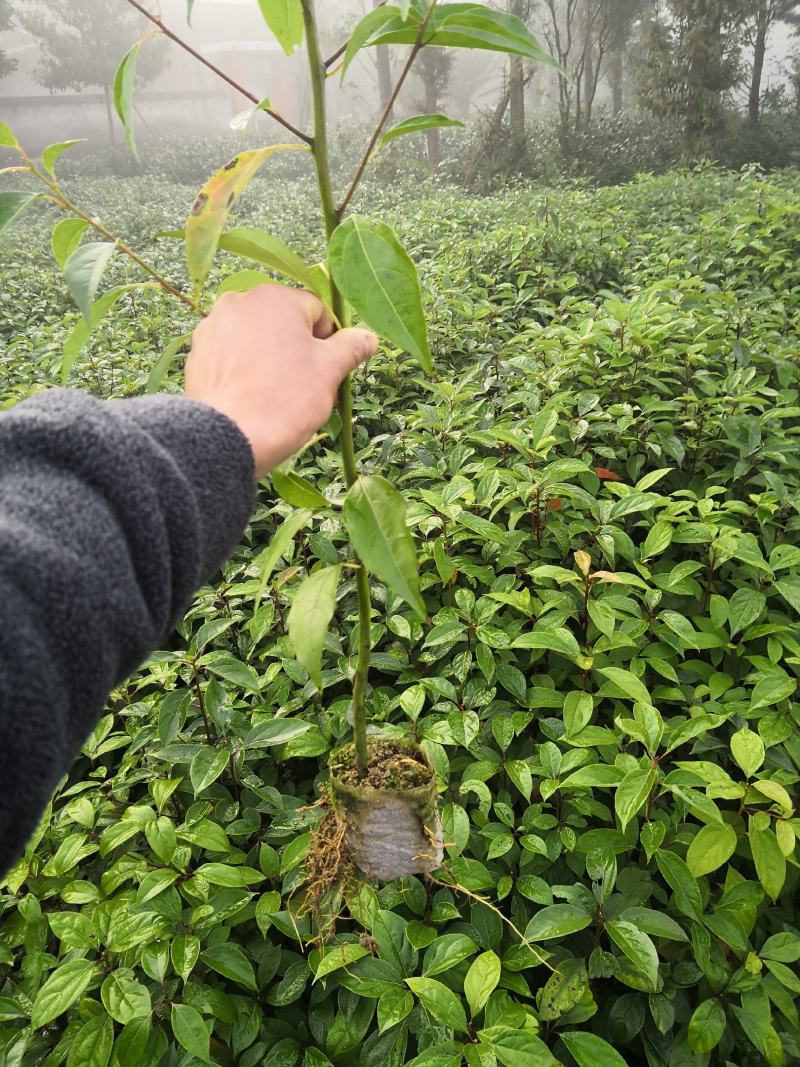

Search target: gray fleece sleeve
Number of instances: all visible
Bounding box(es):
[0,389,256,875]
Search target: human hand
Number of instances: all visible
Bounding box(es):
[185,284,378,477]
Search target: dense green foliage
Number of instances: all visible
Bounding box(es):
[1,165,800,1066]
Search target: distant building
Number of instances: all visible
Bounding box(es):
[0,0,304,151]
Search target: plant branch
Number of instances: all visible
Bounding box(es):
[323,1,387,70]
[122,0,313,146]
[22,154,204,316]
[337,0,439,218]
[302,0,371,776]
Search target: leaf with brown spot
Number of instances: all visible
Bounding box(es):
[594,467,623,481]
[185,145,307,301]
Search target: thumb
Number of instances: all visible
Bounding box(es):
[323,328,379,377]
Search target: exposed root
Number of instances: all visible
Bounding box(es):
[295,796,358,946]
[429,870,559,975]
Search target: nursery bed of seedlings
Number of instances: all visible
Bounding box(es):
[0,161,799,1065]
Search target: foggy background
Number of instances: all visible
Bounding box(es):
[1,0,796,156]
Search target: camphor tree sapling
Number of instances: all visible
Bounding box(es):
[0,0,558,883]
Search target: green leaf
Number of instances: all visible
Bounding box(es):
[563,691,594,736]
[116,1017,151,1067]
[186,145,304,300]
[615,768,656,831]
[524,903,593,941]
[618,907,688,942]
[194,863,266,886]
[343,474,425,618]
[147,333,191,393]
[490,1030,560,1067]
[422,933,478,977]
[30,959,96,1029]
[171,934,201,982]
[464,951,501,1018]
[171,1002,210,1063]
[329,216,431,373]
[560,765,624,789]
[749,822,786,901]
[190,745,230,796]
[688,997,726,1054]
[606,920,660,988]
[0,121,19,147]
[257,0,304,55]
[52,217,89,269]
[65,241,117,319]
[230,97,273,131]
[255,509,313,601]
[288,565,341,688]
[751,671,796,709]
[686,822,738,877]
[655,850,702,920]
[560,1032,628,1067]
[200,651,261,691]
[62,285,140,385]
[761,932,800,963]
[244,717,310,748]
[405,977,468,1032]
[314,943,371,981]
[345,5,560,78]
[728,587,766,636]
[380,114,465,148]
[272,467,330,510]
[201,942,257,990]
[641,521,673,560]
[731,727,765,777]
[218,227,329,303]
[597,666,652,705]
[101,972,151,1024]
[136,868,179,903]
[41,139,82,177]
[0,191,40,235]
[114,40,145,158]
[216,269,270,297]
[378,987,414,1033]
[66,1012,114,1067]
[512,627,579,659]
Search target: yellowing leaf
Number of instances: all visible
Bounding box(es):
[186,145,306,300]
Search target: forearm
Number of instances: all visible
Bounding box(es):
[0,389,256,874]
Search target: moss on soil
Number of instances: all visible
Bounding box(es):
[329,738,434,790]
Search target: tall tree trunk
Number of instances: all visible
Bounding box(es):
[748,0,769,124]
[685,0,723,158]
[584,50,594,124]
[509,0,526,150]
[582,1,594,125]
[104,86,116,146]
[423,64,440,168]
[609,48,624,114]
[373,0,393,123]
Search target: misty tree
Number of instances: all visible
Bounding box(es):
[373,0,394,123]
[746,1,800,122]
[508,0,534,150]
[16,0,165,144]
[636,0,749,158]
[543,0,639,138]
[606,0,646,114]
[0,0,17,80]
[412,48,455,168]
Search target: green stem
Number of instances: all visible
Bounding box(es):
[301,0,370,776]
